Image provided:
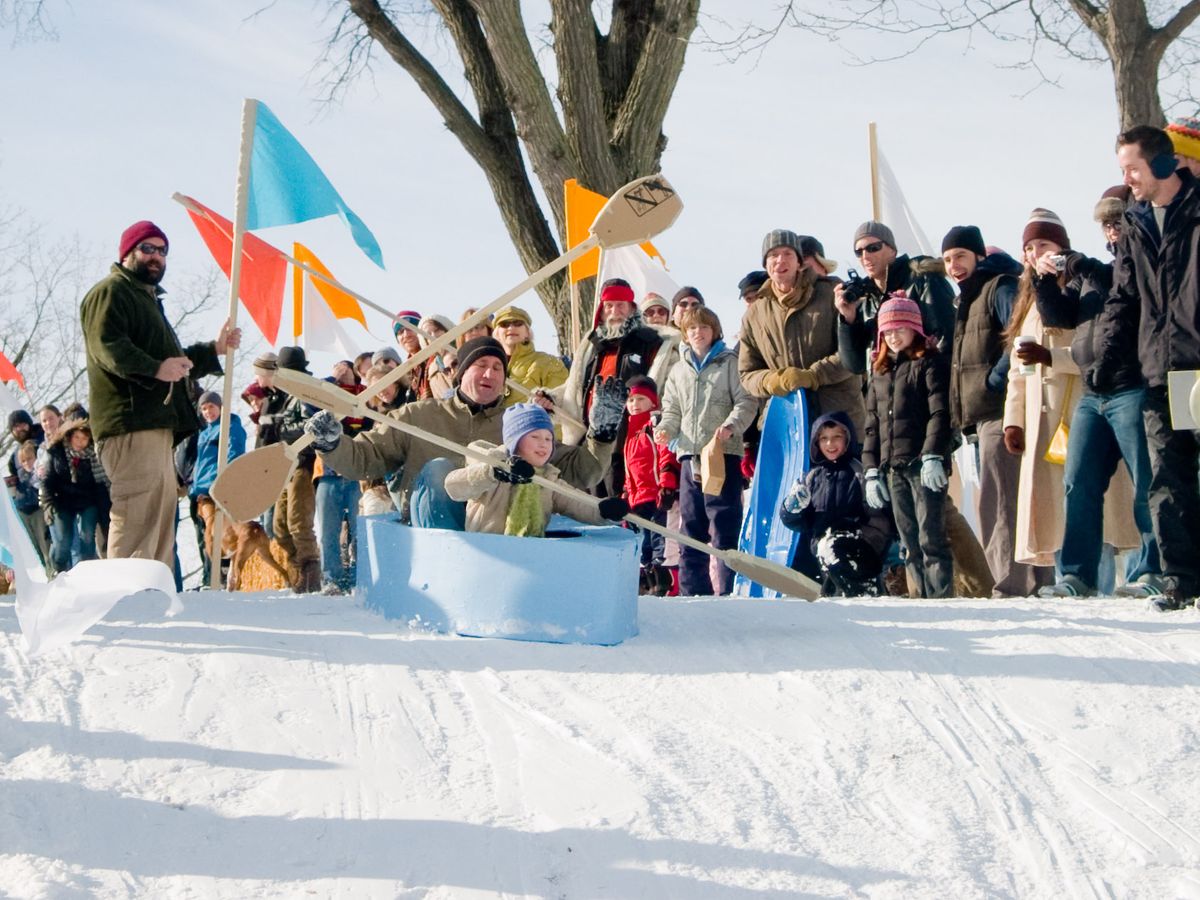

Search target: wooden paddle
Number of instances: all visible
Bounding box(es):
[211,173,681,523]
[504,378,586,433]
[270,369,821,600]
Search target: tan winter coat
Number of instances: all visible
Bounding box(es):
[444,442,608,534]
[320,392,614,520]
[738,270,866,436]
[1003,304,1140,566]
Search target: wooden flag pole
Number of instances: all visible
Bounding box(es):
[208,98,258,590]
[868,121,881,221]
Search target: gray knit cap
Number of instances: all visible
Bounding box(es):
[761,229,804,266]
[853,221,896,251]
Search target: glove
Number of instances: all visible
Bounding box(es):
[304,410,343,452]
[657,487,678,513]
[1003,426,1025,455]
[920,455,948,492]
[588,376,628,443]
[493,456,535,484]
[1086,364,1113,395]
[782,478,811,513]
[597,496,630,521]
[760,367,816,397]
[864,468,890,510]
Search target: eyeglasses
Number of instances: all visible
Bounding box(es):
[854,241,884,256]
[495,320,524,328]
[137,242,168,257]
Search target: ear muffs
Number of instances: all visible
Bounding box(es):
[1150,152,1178,179]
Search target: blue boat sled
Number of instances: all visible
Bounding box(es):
[357,514,641,646]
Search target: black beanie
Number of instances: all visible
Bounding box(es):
[941,225,986,257]
[454,336,508,386]
[737,270,768,294]
[7,409,33,431]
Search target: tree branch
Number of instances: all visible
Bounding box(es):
[1152,0,1200,57]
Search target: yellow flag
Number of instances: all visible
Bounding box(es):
[564,179,662,283]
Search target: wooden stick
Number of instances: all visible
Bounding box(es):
[868,121,881,222]
[504,378,586,432]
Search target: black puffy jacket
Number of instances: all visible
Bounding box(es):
[1036,257,1143,394]
[863,347,951,471]
[780,411,867,549]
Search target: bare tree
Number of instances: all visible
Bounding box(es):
[315,0,700,350]
[0,0,55,43]
[713,1,1200,130]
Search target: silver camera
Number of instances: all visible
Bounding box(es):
[1050,254,1068,272]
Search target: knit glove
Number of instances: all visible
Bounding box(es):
[920,455,948,492]
[588,376,628,444]
[864,468,890,510]
[493,456,535,485]
[304,410,343,452]
[782,477,811,513]
[597,496,630,521]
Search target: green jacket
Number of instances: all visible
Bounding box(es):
[81,264,222,443]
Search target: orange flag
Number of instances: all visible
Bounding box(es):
[181,195,288,344]
[0,349,25,391]
[564,179,662,283]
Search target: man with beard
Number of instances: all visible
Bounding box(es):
[81,221,240,569]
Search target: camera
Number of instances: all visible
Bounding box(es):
[1050,254,1068,273]
[841,268,882,306]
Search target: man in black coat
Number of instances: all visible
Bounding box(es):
[1094,125,1200,609]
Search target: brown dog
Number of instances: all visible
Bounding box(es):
[195,496,290,591]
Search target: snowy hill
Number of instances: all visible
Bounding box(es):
[1,590,1199,898]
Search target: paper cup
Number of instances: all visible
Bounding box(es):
[1014,335,1037,376]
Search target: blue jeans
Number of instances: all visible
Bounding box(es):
[408,458,466,531]
[50,505,99,574]
[316,475,362,588]
[1061,387,1159,589]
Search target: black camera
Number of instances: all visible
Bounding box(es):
[841,268,881,306]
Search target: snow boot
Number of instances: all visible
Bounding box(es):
[654,564,674,597]
[1038,574,1094,598]
[638,565,656,596]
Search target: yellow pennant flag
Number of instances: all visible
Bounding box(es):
[291,242,370,341]
[565,178,663,283]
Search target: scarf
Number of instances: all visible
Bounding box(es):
[504,481,545,537]
[65,445,109,487]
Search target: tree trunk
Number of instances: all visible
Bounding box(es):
[1102,1,1167,129]
[334,0,698,355]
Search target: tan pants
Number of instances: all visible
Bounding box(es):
[946,495,994,598]
[18,507,52,573]
[97,428,177,569]
[273,465,318,565]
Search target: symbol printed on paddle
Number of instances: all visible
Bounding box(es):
[623,180,676,217]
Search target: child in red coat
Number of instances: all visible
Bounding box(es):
[622,375,679,595]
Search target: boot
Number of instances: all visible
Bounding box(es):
[653,564,673,597]
[638,565,656,596]
[299,559,322,594]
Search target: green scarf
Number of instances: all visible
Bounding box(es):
[504,481,545,537]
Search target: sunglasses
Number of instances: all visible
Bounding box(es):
[854,241,885,256]
[675,299,702,309]
[137,242,168,257]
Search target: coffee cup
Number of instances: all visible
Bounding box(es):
[1014,335,1037,376]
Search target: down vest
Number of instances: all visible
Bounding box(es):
[862,348,951,471]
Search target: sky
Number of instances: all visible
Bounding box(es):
[0,1,1128,393]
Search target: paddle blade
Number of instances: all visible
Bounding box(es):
[209,443,295,523]
[272,368,361,416]
[591,175,682,250]
[717,548,821,601]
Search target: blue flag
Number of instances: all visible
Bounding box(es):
[246,101,385,268]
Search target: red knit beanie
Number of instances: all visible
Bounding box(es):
[118,220,168,261]
[626,375,659,409]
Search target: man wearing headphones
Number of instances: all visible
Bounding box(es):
[1093,125,1200,610]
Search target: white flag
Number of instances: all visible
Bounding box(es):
[877,147,934,257]
[0,383,178,657]
[298,271,378,360]
[599,244,680,305]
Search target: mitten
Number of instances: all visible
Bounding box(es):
[493,456,535,484]
[597,496,631,521]
[304,410,343,452]
[864,468,890,510]
[588,376,629,443]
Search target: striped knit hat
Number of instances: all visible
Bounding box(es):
[1094,185,1131,224]
[1021,208,1070,251]
[1167,115,1200,161]
[876,295,925,341]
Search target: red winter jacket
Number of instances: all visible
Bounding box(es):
[622,410,679,508]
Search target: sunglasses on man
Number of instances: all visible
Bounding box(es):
[854,241,885,257]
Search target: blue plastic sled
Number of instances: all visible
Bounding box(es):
[733,390,810,599]
[357,514,641,645]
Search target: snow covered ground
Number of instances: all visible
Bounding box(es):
[1,588,1199,898]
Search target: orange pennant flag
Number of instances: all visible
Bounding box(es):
[181,195,288,344]
[564,179,662,283]
[0,349,25,391]
[291,243,369,331]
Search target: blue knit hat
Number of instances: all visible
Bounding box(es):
[502,403,554,455]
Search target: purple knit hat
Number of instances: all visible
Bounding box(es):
[875,294,925,350]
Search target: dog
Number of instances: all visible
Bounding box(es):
[195,496,290,591]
